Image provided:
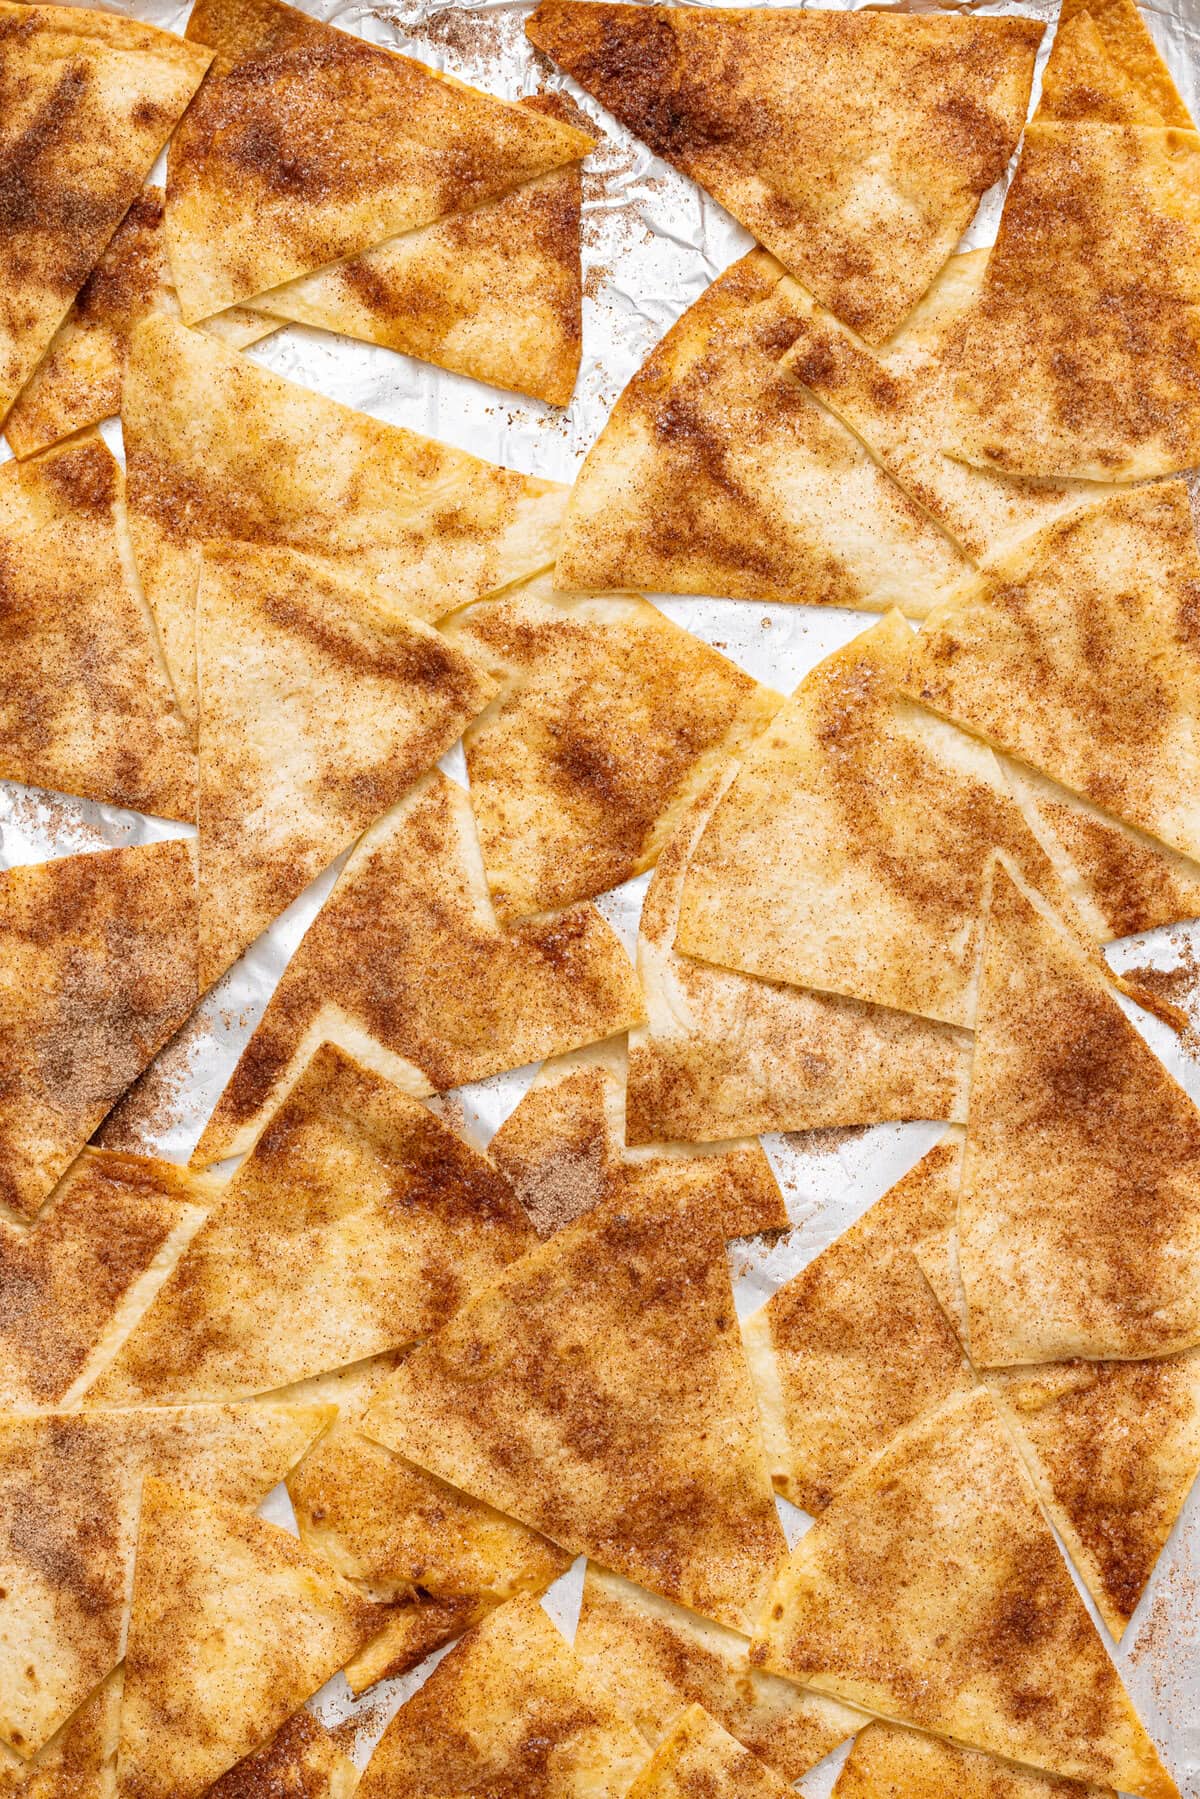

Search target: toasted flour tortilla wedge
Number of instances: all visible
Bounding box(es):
[832,1721,1110,1798]
[779,251,1099,564]
[675,614,1083,1030]
[3,189,274,461]
[0,4,209,425]
[247,93,586,406]
[526,3,1041,342]
[959,864,1200,1364]
[192,772,643,1166]
[946,119,1200,480]
[0,840,197,1221]
[0,435,193,819]
[488,1040,786,1240]
[626,771,971,1143]
[0,1670,122,1799]
[1053,0,1190,123]
[355,1594,648,1799]
[117,1480,378,1799]
[445,572,779,916]
[627,1706,791,1799]
[206,1711,356,1799]
[753,1388,1178,1798]
[363,1183,785,1632]
[284,1356,570,1693]
[1037,9,1165,125]
[555,252,968,606]
[743,1133,973,1513]
[167,0,592,323]
[196,542,492,986]
[123,316,566,726]
[94,1045,534,1404]
[905,484,1200,863]
[0,1148,211,1410]
[574,1568,861,1783]
[0,1404,329,1760]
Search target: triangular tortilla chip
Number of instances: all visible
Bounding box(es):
[444,571,780,916]
[0,1403,331,1759]
[554,252,969,607]
[753,1388,1179,1798]
[196,542,493,987]
[946,119,1200,480]
[166,0,592,322]
[961,863,1200,1363]
[832,1720,1112,1798]
[93,1045,535,1404]
[1037,9,1165,125]
[743,1133,974,1513]
[0,1669,122,1799]
[0,840,197,1220]
[1045,0,1191,125]
[525,3,1041,342]
[779,250,1100,564]
[488,1039,786,1240]
[192,772,644,1165]
[117,1480,378,1799]
[674,613,1083,1030]
[627,1705,791,1798]
[362,1182,785,1633]
[354,1593,648,1799]
[0,435,193,820]
[626,771,971,1143]
[3,188,274,461]
[123,315,567,726]
[247,93,586,407]
[905,484,1200,863]
[574,1567,861,1784]
[0,3,210,425]
[206,1710,356,1799]
[283,1355,571,1693]
[0,1148,211,1410]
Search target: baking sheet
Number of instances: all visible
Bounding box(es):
[3,0,1200,1787]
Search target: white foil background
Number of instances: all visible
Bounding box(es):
[2,0,1199,1789]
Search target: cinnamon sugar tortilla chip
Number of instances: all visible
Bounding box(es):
[167,0,592,322]
[626,1705,792,1799]
[205,1711,357,1799]
[0,1670,122,1799]
[525,2,1041,342]
[1037,9,1166,124]
[192,772,643,1166]
[1044,0,1190,125]
[754,1388,1179,1799]
[832,1721,1111,1798]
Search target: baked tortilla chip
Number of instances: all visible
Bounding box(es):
[959,864,1200,1364]
[94,1045,534,1404]
[0,1670,122,1799]
[123,315,566,726]
[206,1711,356,1799]
[1037,9,1164,125]
[743,1133,974,1513]
[0,1148,211,1410]
[0,1403,331,1759]
[753,1388,1178,1798]
[526,3,1041,342]
[167,0,592,322]
[117,1480,378,1799]
[555,252,968,607]
[363,1183,785,1633]
[248,94,586,407]
[627,1705,791,1799]
[905,484,1200,863]
[0,3,209,425]
[1042,0,1190,125]
[946,119,1200,480]
[354,1593,648,1799]
[674,614,1081,1030]
[779,250,1099,564]
[445,572,779,916]
[832,1721,1110,1798]
[192,772,644,1166]
[0,840,197,1220]
[574,1567,861,1784]
[488,1040,786,1240]
[626,771,971,1143]
[284,1356,570,1693]
[196,542,492,987]
[0,435,193,820]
